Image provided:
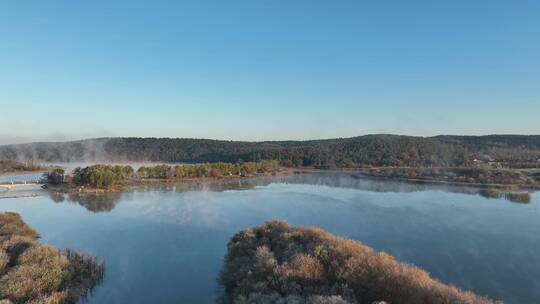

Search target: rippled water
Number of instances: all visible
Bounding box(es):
[0,173,538,303]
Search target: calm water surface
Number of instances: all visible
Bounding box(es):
[0,173,539,303]
[0,172,43,183]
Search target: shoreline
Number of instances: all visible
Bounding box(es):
[303,167,540,190]
[298,168,534,203]
[349,172,540,190]
[2,165,535,196]
[43,167,300,194]
[41,167,539,197]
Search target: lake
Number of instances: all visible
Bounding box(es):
[0,172,538,303]
[0,172,43,183]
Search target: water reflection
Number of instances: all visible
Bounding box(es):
[278,172,462,193]
[0,172,538,303]
[45,173,535,213]
[478,189,532,204]
[49,191,123,212]
[277,173,535,204]
[130,178,263,193]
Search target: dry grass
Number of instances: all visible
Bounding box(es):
[0,250,7,274]
[27,291,69,304]
[0,212,104,304]
[0,213,39,239]
[219,221,494,304]
[0,236,37,268]
[0,246,69,302]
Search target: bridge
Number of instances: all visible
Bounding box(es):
[0,181,43,192]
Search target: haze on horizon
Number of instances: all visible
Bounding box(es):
[1,1,539,145]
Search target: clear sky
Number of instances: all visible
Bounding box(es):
[1,1,539,144]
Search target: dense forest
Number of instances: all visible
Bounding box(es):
[1,135,540,168]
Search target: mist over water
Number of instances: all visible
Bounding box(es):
[0,139,106,163]
[0,172,538,303]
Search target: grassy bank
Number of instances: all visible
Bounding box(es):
[220,221,493,304]
[0,212,104,304]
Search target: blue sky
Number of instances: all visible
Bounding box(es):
[1,1,539,144]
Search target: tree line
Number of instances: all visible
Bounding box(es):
[46,161,280,188]
[4,135,540,168]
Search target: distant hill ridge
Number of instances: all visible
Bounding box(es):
[1,135,539,168]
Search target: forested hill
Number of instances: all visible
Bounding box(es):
[434,135,540,150]
[1,135,539,168]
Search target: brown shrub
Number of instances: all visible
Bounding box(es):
[0,213,39,239]
[0,246,69,302]
[288,254,324,281]
[0,236,37,267]
[0,250,7,274]
[27,291,69,304]
[61,249,105,302]
[219,221,493,304]
[0,213,104,304]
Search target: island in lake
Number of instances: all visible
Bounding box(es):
[1,134,539,303]
[1,135,539,190]
[220,221,492,304]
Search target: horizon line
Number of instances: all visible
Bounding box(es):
[2,133,540,147]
